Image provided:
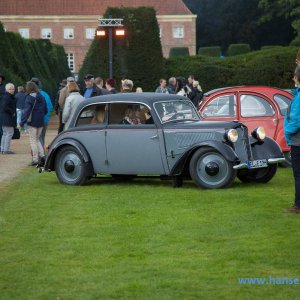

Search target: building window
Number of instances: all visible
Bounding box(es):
[41,28,52,39]
[85,28,95,39]
[66,52,75,72]
[64,28,74,39]
[19,28,30,39]
[173,27,184,38]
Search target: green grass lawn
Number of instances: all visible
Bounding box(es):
[0,168,300,299]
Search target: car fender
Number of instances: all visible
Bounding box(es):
[170,140,238,176]
[45,138,94,174]
[250,136,283,160]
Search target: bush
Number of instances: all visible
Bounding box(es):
[169,47,190,57]
[261,45,283,50]
[227,43,251,56]
[198,46,221,57]
[165,46,298,91]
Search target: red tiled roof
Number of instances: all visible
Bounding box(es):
[0,0,192,15]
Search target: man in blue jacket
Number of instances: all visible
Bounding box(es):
[284,66,300,213]
[31,78,53,152]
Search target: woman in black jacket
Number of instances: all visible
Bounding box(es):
[20,81,47,165]
[0,83,16,154]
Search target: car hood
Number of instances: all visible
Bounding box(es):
[163,120,244,130]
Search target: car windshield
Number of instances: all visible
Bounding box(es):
[154,100,200,123]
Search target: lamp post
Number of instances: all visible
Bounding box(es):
[96,17,125,78]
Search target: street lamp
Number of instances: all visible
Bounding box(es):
[96,17,125,78]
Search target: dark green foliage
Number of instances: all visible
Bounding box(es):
[0,22,70,99]
[169,47,190,57]
[227,44,251,56]
[79,7,164,91]
[198,46,221,57]
[261,45,283,50]
[183,0,295,51]
[165,46,298,92]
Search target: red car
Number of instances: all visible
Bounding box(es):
[199,86,292,166]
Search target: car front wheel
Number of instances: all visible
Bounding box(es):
[189,147,236,189]
[54,146,88,185]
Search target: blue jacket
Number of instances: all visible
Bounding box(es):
[284,87,300,146]
[39,89,53,124]
[21,92,48,128]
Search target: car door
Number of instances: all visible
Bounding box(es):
[105,103,166,175]
[73,103,108,173]
[238,93,278,139]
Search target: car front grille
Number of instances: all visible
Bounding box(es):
[234,126,252,163]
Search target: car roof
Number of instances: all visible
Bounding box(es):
[204,86,292,98]
[82,92,188,107]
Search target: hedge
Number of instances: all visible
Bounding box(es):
[198,46,221,57]
[227,43,251,56]
[169,47,190,57]
[0,22,70,99]
[164,46,298,92]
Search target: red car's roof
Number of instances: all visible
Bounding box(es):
[204,86,293,99]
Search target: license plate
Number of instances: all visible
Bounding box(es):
[247,159,268,169]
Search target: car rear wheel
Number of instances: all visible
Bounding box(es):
[54,146,88,185]
[189,147,236,189]
[237,164,277,183]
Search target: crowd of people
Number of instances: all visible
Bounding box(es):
[0,73,203,165]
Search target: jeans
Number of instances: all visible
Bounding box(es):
[1,126,14,152]
[28,126,44,162]
[16,109,28,130]
[291,145,300,207]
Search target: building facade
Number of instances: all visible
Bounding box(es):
[0,0,196,74]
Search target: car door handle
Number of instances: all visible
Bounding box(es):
[150,135,159,140]
[272,118,278,123]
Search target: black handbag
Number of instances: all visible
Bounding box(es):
[12,127,20,140]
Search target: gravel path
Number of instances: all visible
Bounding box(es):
[0,116,59,184]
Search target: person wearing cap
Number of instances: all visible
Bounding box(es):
[83,74,102,99]
[30,78,53,150]
[105,78,117,94]
[57,77,74,133]
[122,79,134,93]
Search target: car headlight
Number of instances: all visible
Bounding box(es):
[252,127,266,141]
[226,129,238,143]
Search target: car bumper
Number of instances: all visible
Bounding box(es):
[233,157,286,170]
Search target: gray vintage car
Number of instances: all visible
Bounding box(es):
[43,93,285,188]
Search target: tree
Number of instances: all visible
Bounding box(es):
[79,7,164,91]
[258,0,300,45]
[183,0,295,50]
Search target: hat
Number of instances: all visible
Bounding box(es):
[0,74,5,81]
[67,76,75,82]
[31,77,40,85]
[84,74,94,81]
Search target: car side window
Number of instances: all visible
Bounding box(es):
[274,94,290,116]
[202,95,236,118]
[75,104,107,127]
[241,95,275,117]
[109,103,154,125]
